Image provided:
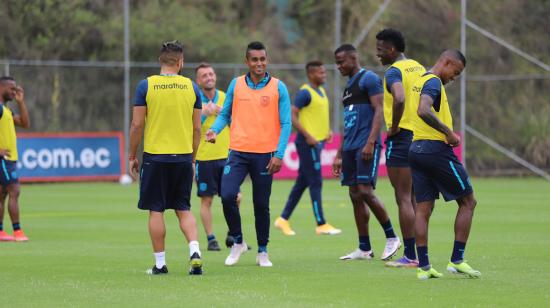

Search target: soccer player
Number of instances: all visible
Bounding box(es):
[375,28,426,268]
[274,60,341,236]
[206,41,291,267]
[332,44,401,261]
[408,49,480,280]
[129,41,203,275]
[0,77,30,242]
[194,62,243,251]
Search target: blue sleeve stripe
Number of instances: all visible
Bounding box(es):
[275,80,292,159]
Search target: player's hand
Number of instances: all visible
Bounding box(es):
[129,157,140,180]
[14,86,24,103]
[266,157,282,174]
[446,132,461,147]
[205,129,217,143]
[305,135,318,146]
[361,142,375,161]
[388,127,401,137]
[214,105,222,115]
[0,149,11,159]
[332,156,342,177]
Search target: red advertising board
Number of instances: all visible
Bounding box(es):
[275,133,462,179]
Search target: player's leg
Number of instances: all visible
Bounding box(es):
[220,151,249,265]
[434,153,480,277]
[0,186,13,241]
[139,157,169,274]
[196,160,221,251]
[340,185,373,260]
[339,149,373,260]
[414,200,442,279]
[408,148,442,279]
[171,159,202,275]
[355,145,400,260]
[308,142,340,235]
[249,152,274,267]
[277,139,309,235]
[385,166,417,266]
[6,182,27,241]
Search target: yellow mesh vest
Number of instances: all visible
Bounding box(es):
[144,75,196,154]
[298,84,330,141]
[0,105,18,161]
[383,59,426,131]
[196,90,230,161]
[410,74,454,142]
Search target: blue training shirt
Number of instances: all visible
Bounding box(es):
[420,76,442,111]
[199,89,220,123]
[210,72,292,159]
[384,67,402,92]
[343,68,383,151]
[293,86,324,109]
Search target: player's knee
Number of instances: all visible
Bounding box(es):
[220,191,239,205]
[348,189,362,203]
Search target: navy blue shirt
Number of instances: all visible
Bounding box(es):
[294,87,324,109]
[420,76,442,111]
[384,67,402,92]
[343,69,383,151]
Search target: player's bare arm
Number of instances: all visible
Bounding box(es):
[417,94,460,146]
[192,108,201,162]
[389,82,405,136]
[332,143,343,177]
[128,106,146,180]
[362,93,383,161]
[12,86,30,128]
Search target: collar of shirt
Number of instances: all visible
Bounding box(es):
[245,72,271,90]
[200,89,218,104]
[347,68,366,87]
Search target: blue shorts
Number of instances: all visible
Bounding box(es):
[195,159,226,197]
[0,158,18,187]
[138,153,193,212]
[408,140,473,203]
[341,144,382,188]
[385,129,413,168]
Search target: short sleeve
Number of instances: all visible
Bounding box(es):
[359,71,383,96]
[293,89,312,109]
[192,81,202,109]
[134,79,148,106]
[384,67,402,92]
[421,77,442,110]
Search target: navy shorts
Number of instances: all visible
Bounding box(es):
[195,159,226,197]
[341,143,382,188]
[408,140,473,203]
[385,129,413,168]
[0,158,18,187]
[138,153,193,212]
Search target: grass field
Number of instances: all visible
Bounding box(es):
[1,178,549,307]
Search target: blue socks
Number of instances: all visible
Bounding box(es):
[417,246,430,269]
[207,234,216,242]
[359,235,372,251]
[403,237,416,260]
[258,245,267,253]
[12,222,20,231]
[380,220,397,238]
[451,241,466,263]
[233,234,243,244]
[0,222,3,231]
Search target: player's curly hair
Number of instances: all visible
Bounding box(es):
[376,28,405,52]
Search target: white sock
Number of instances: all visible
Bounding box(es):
[154,251,166,269]
[189,240,201,257]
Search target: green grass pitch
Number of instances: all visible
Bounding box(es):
[1,178,548,307]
